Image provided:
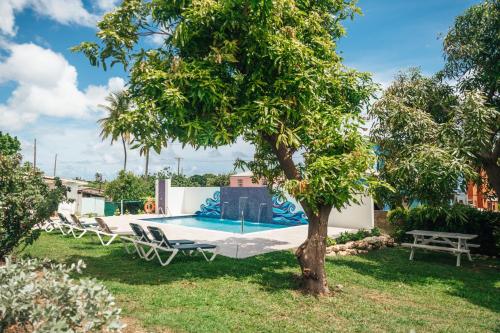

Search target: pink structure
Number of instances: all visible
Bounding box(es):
[229,172,266,187]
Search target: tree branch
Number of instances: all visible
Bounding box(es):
[262,133,301,181]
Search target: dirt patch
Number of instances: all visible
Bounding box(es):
[122,317,174,333]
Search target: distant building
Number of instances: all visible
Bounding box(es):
[466,174,498,211]
[43,176,105,216]
[229,171,266,187]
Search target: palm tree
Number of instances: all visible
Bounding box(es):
[98,91,131,171]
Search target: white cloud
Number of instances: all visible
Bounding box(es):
[0,42,125,130]
[0,0,99,36]
[93,0,120,11]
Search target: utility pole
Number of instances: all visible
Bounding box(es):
[53,154,57,177]
[33,138,37,170]
[175,157,183,175]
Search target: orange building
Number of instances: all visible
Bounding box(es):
[229,171,266,187]
[466,171,498,211]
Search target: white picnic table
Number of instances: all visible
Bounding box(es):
[402,230,479,267]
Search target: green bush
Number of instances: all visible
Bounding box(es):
[104,171,153,201]
[0,140,66,257]
[0,257,124,332]
[388,204,500,255]
[335,228,382,244]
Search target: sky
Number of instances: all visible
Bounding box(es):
[0,0,480,181]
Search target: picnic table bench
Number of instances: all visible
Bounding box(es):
[401,230,479,267]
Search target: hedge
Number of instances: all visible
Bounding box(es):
[388,204,500,255]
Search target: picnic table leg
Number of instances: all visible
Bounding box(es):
[409,235,417,261]
[456,239,463,267]
[464,240,473,261]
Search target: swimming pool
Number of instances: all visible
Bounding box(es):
[140,216,293,234]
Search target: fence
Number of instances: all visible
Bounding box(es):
[104,200,146,216]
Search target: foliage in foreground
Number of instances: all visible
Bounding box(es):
[0,257,123,333]
[0,134,66,257]
[388,204,500,255]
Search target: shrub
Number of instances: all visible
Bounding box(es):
[0,148,66,258]
[388,204,500,255]
[104,171,152,201]
[335,228,382,244]
[0,257,124,332]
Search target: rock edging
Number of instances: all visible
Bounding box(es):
[326,235,395,256]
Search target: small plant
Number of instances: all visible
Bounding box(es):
[335,228,382,244]
[0,257,124,332]
[326,237,336,246]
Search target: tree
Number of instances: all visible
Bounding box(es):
[370,69,477,207]
[0,136,66,257]
[75,0,377,295]
[443,0,500,195]
[98,91,132,171]
[0,132,21,156]
[104,170,153,201]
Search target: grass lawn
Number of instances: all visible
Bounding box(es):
[21,233,499,333]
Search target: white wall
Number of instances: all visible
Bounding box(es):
[79,197,105,216]
[328,195,374,229]
[284,193,374,229]
[58,201,76,214]
[167,187,219,215]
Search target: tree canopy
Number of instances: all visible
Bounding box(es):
[0,132,21,156]
[370,68,498,207]
[443,0,500,195]
[76,0,378,295]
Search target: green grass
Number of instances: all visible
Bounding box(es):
[21,233,499,333]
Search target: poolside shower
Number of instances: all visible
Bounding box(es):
[220,201,229,220]
[258,203,267,223]
[217,187,273,224]
[238,197,248,233]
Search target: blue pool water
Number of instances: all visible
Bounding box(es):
[140,216,292,234]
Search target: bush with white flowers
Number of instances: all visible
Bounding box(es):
[0,257,124,332]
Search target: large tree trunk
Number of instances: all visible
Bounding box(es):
[121,135,127,171]
[483,159,500,197]
[295,205,332,296]
[263,133,333,295]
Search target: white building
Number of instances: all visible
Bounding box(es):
[43,177,105,216]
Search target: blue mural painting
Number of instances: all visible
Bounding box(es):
[195,190,308,225]
[271,196,308,225]
[195,191,221,218]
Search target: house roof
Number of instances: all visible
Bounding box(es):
[231,171,254,177]
[43,176,88,186]
[78,187,105,197]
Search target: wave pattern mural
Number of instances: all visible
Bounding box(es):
[195,191,221,218]
[272,196,308,225]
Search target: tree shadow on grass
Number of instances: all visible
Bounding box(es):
[329,247,500,312]
[54,238,302,294]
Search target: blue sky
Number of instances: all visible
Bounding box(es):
[0,0,480,180]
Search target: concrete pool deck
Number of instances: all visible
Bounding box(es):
[101,214,357,259]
